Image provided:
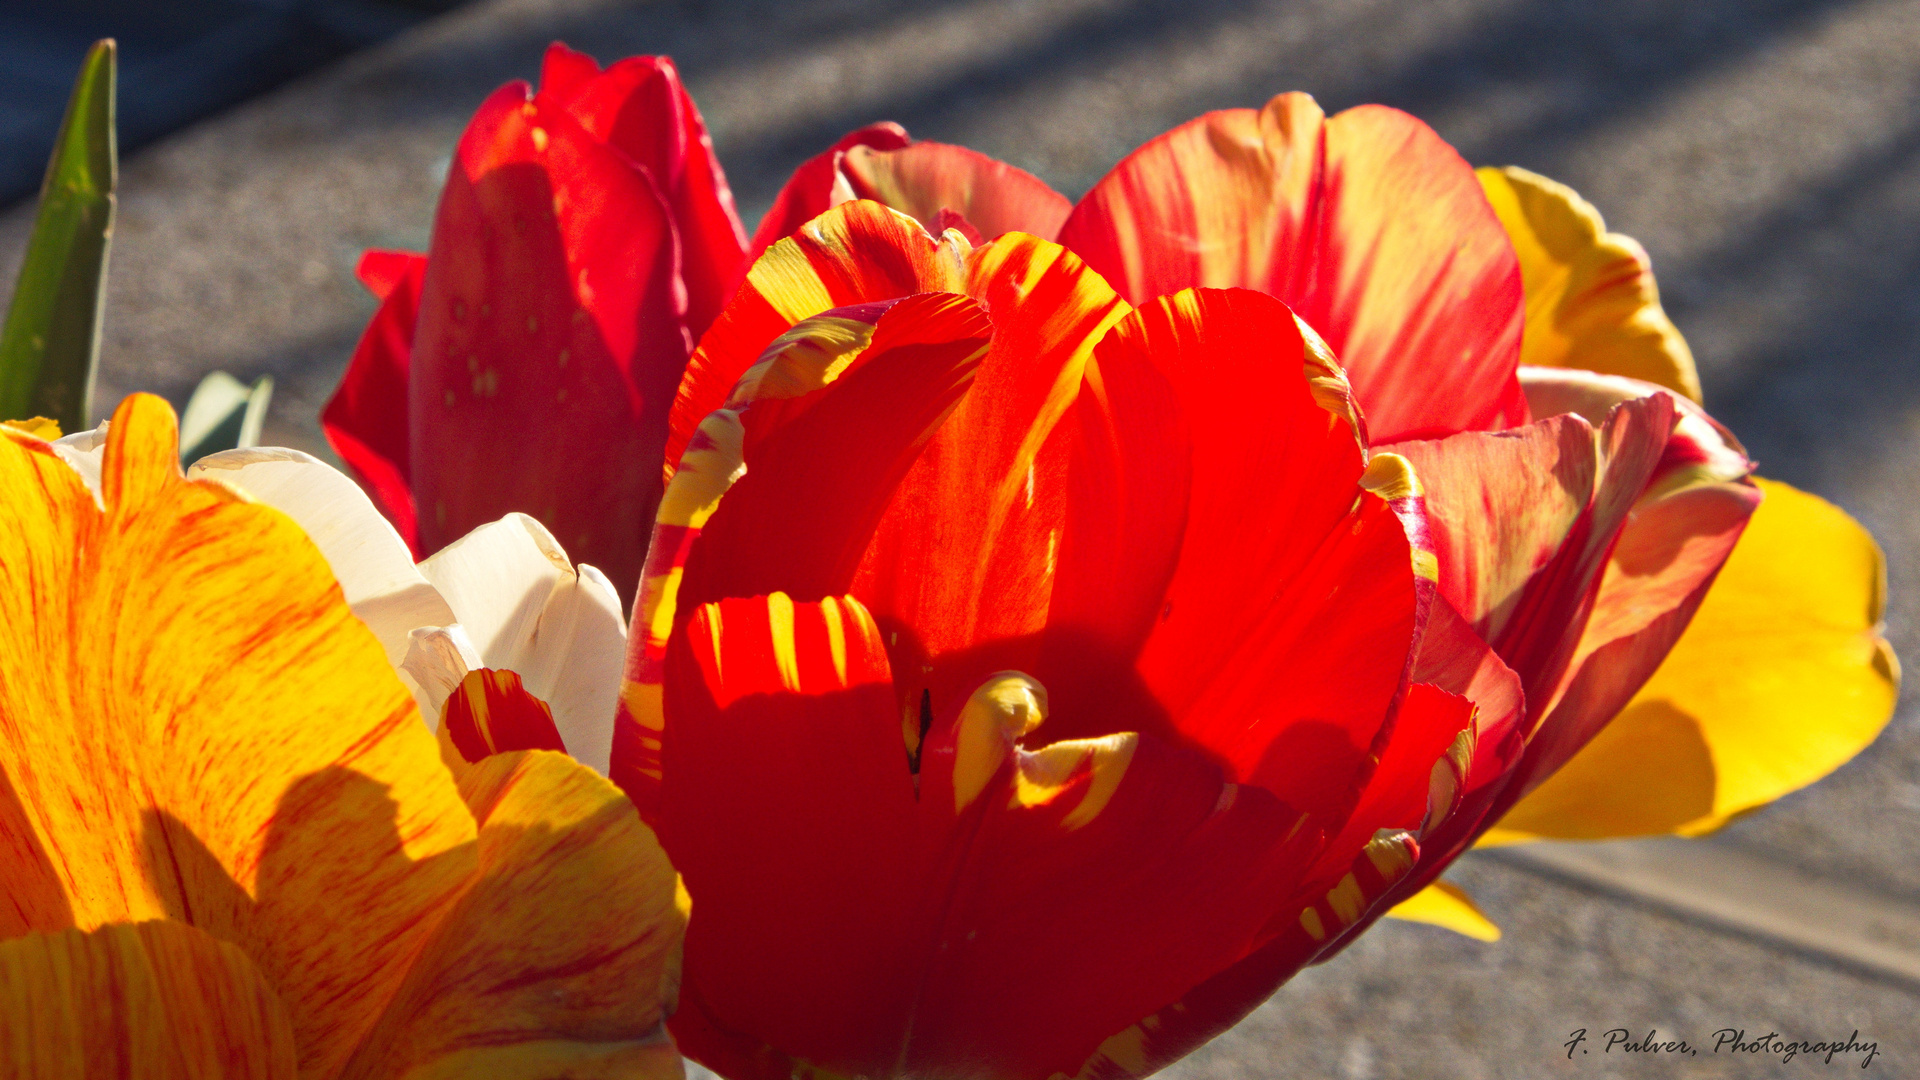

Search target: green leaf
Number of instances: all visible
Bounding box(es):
[179,371,275,463]
[0,39,117,432]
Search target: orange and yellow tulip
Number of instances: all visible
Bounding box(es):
[0,396,685,1076]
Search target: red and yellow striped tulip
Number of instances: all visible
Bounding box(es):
[0,395,685,1077]
[604,200,1513,1078]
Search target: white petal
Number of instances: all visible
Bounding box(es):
[400,624,483,730]
[416,512,571,668]
[515,561,626,775]
[188,448,456,667]
[50,421,109,507]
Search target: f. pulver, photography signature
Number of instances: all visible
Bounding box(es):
[1565,1028,1880,1068]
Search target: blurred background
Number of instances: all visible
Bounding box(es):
[3,0,1918,1075]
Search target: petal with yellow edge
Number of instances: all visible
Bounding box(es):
[0,394,684,1076]
[1477,165,1700,401]
[667,200,972,472]
[0,920,297,1079]
[1486,477,1898,841]
[1386,880,1501,942]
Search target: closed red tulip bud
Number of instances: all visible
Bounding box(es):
[325,43,748,600]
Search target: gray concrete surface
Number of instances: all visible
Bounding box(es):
[5,0,1919,1074]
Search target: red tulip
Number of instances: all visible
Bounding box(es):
[609,200,1512,1077]
[324,43,748,598]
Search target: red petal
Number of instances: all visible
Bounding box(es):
[409,83,689,598]
[660,594,924,1069]
[544,51,748,341]
[841,140,1072,242]
[355,248,424,302]
[536,40,601,104]
[324,250,427,553]
[666,200,970,476]
[747,123,912,262]
[1107,289,1419,823]
[679,294,992,616]
[441,667,568,762]
[1058,93,1526,441]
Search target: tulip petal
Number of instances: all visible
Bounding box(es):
[1479,165,1699,400]
[333,749,684,1078]
[667,201,972,474]
[841,140,1073,242]
[410,82,688,595]
[0,920,298,1078]
[1385,880,1500,941]
[1488,478,1893,841]
[1058,93,1526,441]
[662,594,1316,1079]
[677,295,992,652]
[748,123,911,262]
[661,593,921,1070]
[541,45,748,342]
[1,395,478,1074]
[323,250,426,551]
[1386,392,1679,712]
[839,235,1130,718]
[1106,289,1421,820]
[441,668,568,762]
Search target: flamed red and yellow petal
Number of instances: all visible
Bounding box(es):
[1103,289,1419,823]
[1058,93,1526,441]
[668,200,971,475]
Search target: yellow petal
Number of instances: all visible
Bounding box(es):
[1477,165,1701,401]
[341,749,685,1078]
[1384,881,1501,942]
[1487,477,1897,841]
[0,920,297,1079]
[1,416,62,440]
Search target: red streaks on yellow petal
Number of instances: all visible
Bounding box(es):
[0,921,298,1079]
[1478,165,1700,401]
[1059,92,1525,441]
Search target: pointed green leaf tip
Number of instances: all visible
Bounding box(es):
[0,39,117,432]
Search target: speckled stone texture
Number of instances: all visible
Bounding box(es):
[5,1,1917,1075]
